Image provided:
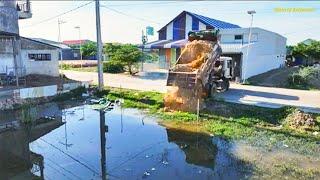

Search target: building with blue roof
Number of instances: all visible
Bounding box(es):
[142,11,287,81]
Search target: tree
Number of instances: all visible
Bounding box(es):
[111,44,143,75]
[292,40,320,64]
[103,43,122,60]
[81,42,97,58]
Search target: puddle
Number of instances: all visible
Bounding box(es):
[0,102,319,179]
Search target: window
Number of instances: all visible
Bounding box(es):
[234,35,243,40]
[28,53,51,61]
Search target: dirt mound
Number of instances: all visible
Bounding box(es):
[285,109,316,129]
[164,86,204,112]
[247,67,299,87]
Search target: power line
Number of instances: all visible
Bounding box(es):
[20,1,94,29]
[39,138,101,176]
[100,5,162,25]
[46,157,84,180]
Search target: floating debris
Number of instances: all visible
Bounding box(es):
[143,171,151,176]
[162,161,169,165]
[151,168,156,171]
[82,93,90,97]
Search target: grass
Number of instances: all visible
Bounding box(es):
[60,66,97,72]
[99,87,320,156]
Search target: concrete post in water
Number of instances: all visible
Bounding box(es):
[99,110,107,180]
[95,0,104,91]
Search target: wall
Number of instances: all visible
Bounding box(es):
[0,2,19,35]
[20,38,59,76]
[199,22,207,31]
[185,14,192,38]
[0,81,87,110]
[238,28,287,79]
[21,49,59,76]
[219,28,287,79]
[166,22,173,40]
[0,54,14,73]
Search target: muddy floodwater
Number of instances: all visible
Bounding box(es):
[0,102,319,179]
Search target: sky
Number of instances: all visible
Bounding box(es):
[18,1,320,45]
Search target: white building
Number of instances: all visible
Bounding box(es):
[220,27,287,80]
[0,0,60,77]
[142,11,287,81]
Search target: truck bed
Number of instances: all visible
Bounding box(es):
[166,71,197,88]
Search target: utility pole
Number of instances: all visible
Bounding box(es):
[141,30,147,72]
[75,26,83,68]
[58,18,66,61]
[242,10,256,83]
[95,0,104,91]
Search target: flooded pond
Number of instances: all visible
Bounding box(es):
[0,102,319,179]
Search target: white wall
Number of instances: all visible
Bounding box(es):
[21,49,59,77]
[0,54,14,74]
[199,22,206,30]
[185,14,192,39]
[220,28,287,79]
[166,22,173,40]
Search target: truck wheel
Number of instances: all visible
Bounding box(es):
[210,83,217,97]
[220,78,230,92]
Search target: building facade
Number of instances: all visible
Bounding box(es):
[0,0,61,77]
[142,11,287,81]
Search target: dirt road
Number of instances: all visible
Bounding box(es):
[62,70,168,93]
[63,70,320,113]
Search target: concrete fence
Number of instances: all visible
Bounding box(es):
[0,81,89,110]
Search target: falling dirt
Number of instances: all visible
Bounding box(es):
[172,40,214,72]
[164,84,205,113]
[164,40,216,112]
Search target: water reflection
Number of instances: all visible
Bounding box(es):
[0,103,64,179]
[166,128,217,169]
[0,102,250,180]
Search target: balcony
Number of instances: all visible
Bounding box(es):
[17,0,32,19]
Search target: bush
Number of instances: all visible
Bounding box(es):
[103,61,124,73]
[288,66,320,89]
[60,63,72,70]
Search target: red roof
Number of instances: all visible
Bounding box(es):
[63,40,90,45]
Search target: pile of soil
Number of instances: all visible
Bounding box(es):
[285,109,316,129]
[172,40,214,72]
[164,85,204,112]
[247,67,299,87]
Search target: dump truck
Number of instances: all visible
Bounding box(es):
[166,30,231,98]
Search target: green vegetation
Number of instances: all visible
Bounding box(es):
[291,40,320,64]
[103,43,143,75]
[103,61,124,73]
[53,86,86,102]
[287,66,320,90]
[81,42,97,58]
[66,66,97,72]
[20,105,37,124]
[109,44,143,75]
[60,63,72,70]
[99,88,320,156]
